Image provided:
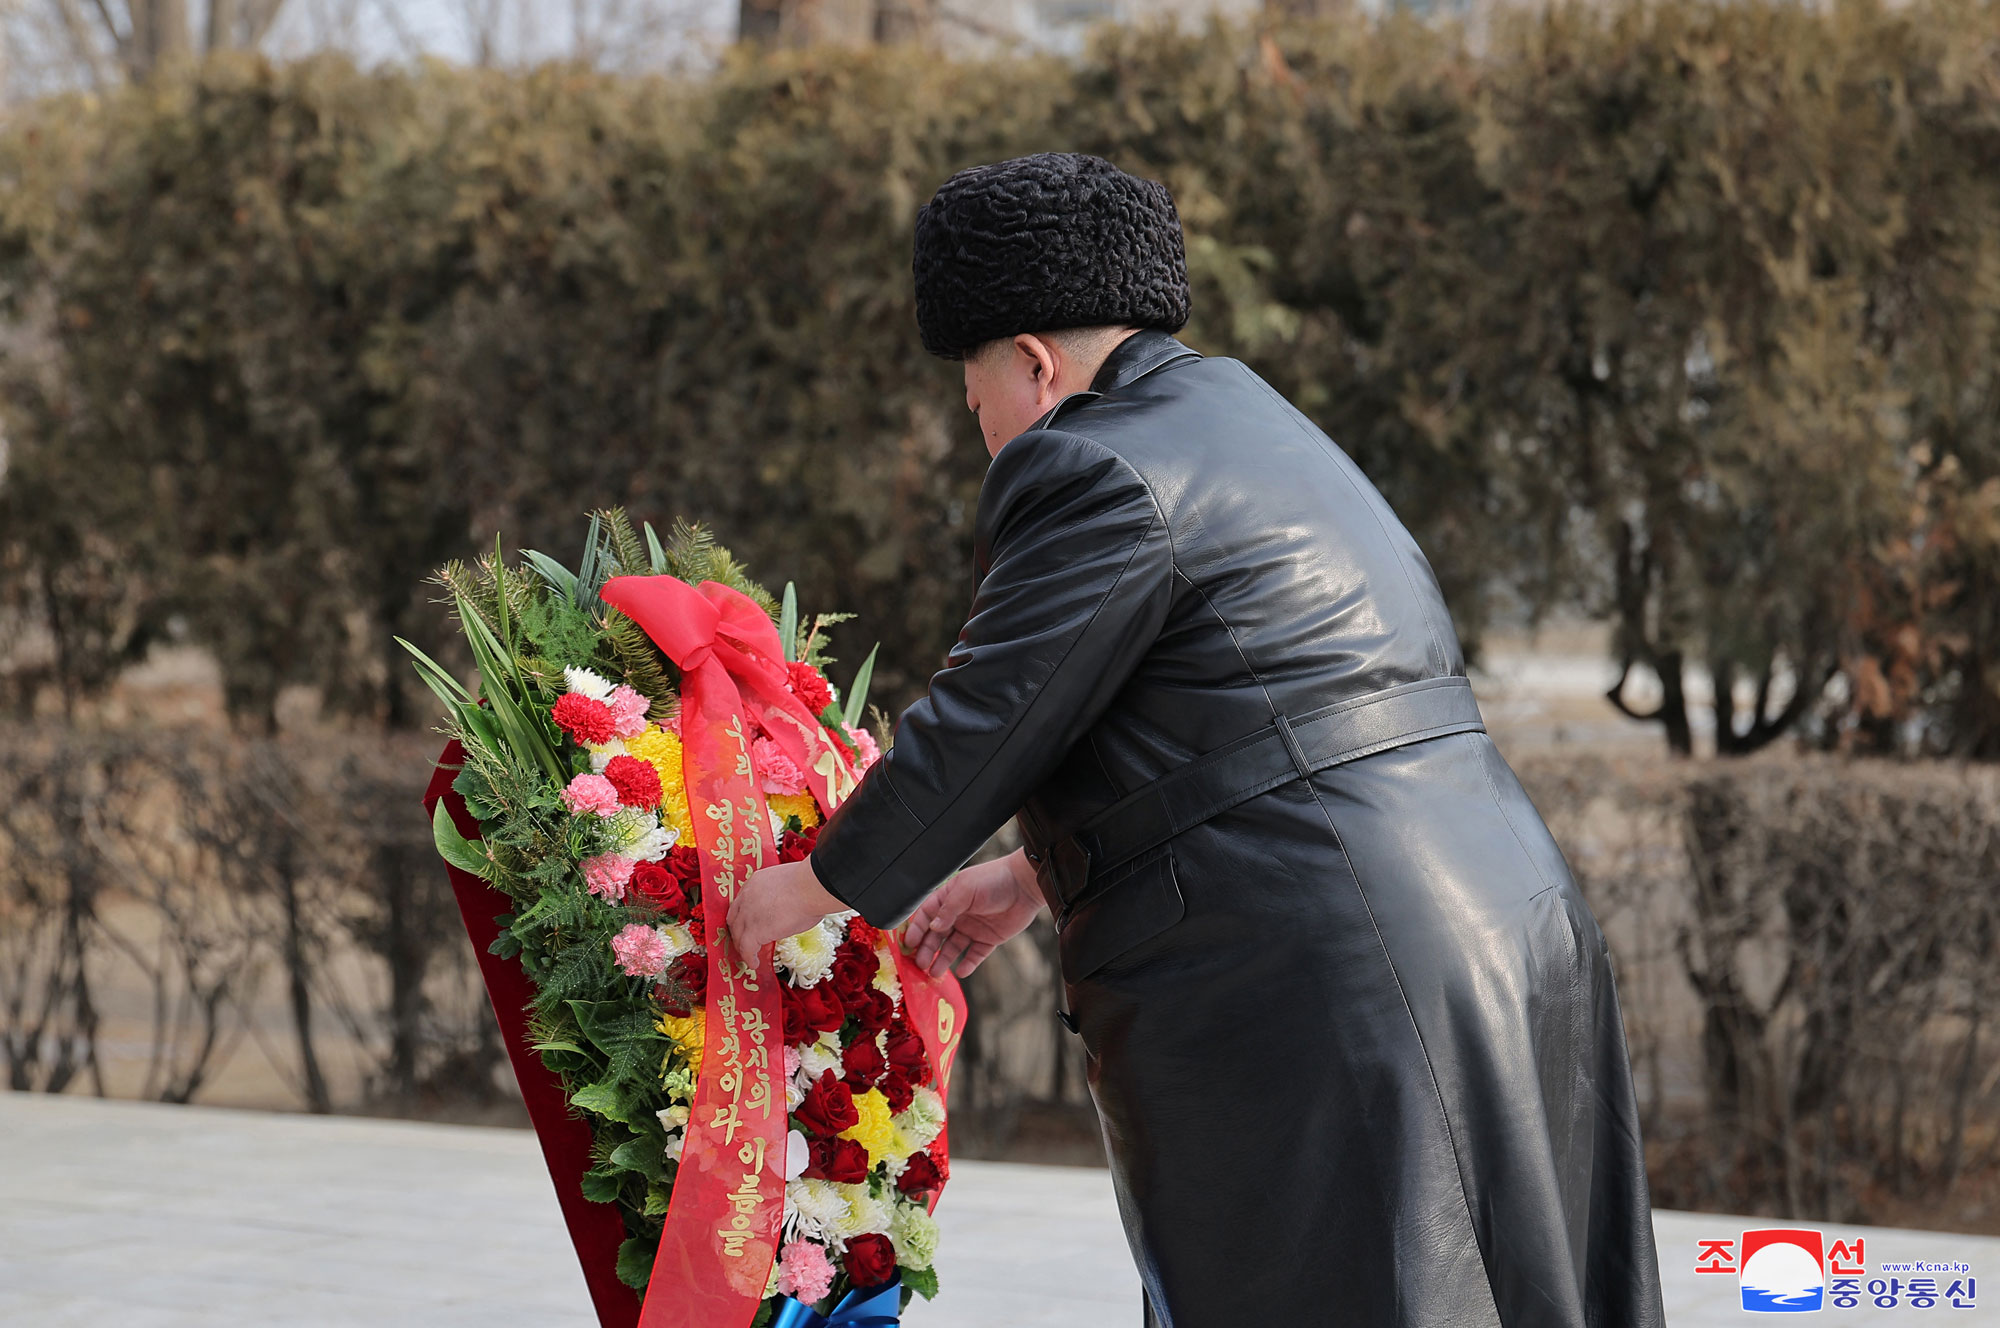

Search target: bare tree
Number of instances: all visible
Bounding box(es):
[45,0,284,81]
[445,0,721,69]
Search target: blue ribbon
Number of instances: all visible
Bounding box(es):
[768,1274,902,1328]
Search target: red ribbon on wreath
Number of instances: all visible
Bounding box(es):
[602,576,863,1328]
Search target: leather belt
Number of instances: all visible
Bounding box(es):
[1047,675,1486,914]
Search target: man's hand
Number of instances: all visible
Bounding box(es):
[903,848,1045,978]
[729,856,846,965]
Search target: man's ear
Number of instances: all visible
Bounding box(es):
[1015,333,1060,397]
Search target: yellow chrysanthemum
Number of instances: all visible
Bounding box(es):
[767,792,821,831]
[626,727,695,844]
[839,1087,899,1168]
[656,1009,705,1074]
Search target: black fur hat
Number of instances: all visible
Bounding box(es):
[912,153,1191,360]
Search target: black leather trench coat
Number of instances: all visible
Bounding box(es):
[812,331,1666,1327]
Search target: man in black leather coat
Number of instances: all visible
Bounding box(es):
[734,153,1666,1327]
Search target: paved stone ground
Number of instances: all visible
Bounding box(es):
[4,1093,1995,1325]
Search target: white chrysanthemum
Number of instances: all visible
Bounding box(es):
[656,921,696,962]
[892,1086,946,1152]
[775,920,839,987]
[886,1121,925,1164]
[871,952,901,1000]
[798,1031,843,1081]
[564,666,614,700]
[587,738,628,772]
[889,1200,940,1270]
[786,1178,854,1245]
[834,1185,892,1240]
[609,809,676,862]
[767,806,787,846]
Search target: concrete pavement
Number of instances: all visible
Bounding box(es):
[3,1092,1994,1325]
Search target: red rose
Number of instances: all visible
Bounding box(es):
[668,951,707,1007]
[795,1071,859,1137]
[786,661,835,715]
[830,941,879,1004]
[840,1036,886,1090]
[601,754,663,810]
[805,1136,870,1184]
[783,983,843,1046]
[843,1233,896,1289]
[778,824,821,864]
[895,1149,942,1198]
[884,1026,931,1087]
[879,1069,915,1113]
[551,693,618,746]
[851,988,895,1037]
[665,844,703,886]
[630,861,685,916]
[799,983,846,1034]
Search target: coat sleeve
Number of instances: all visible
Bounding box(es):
[810,428,1175,926]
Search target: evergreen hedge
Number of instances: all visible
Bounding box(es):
[2,1,1996,752]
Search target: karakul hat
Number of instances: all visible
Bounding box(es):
[911,152,1191,360]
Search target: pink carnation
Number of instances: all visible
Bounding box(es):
[784,1044,802,1079]
[582,853,636,901]
[775,1238,835,1303]
[753,737,807,796]
[611,923,669,978]
[561,773,621,818]
[607,685,650,740]
[844,725,881,773]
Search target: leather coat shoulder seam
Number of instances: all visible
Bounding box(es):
[1172,564,1280,722]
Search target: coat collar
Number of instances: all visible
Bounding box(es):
[1090,328,1202,395]
[1025,330,1202,437]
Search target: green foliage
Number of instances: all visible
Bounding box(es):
[616,1235,657,1289]
[429,802,493,880]
[3,4,1998,755]
[842,645,879,730]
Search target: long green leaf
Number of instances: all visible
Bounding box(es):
[398,637,473,707]
[432,801,493,879]
[455,589,563,781]
[843,643,879,729]
[643,521,668,574]
[522,549,579,604]
[575,513,605,615]
[780,582,799,663]
[492,534,512,655]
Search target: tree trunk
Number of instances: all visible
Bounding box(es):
[279,846,332,1113]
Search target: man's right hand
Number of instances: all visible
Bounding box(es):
[902,848,1045,978]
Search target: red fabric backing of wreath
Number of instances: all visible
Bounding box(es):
[425,742,640,1328]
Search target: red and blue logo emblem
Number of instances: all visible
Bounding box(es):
[1738,1228,1825,1312]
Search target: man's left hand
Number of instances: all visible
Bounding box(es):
[728,856,846,965]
